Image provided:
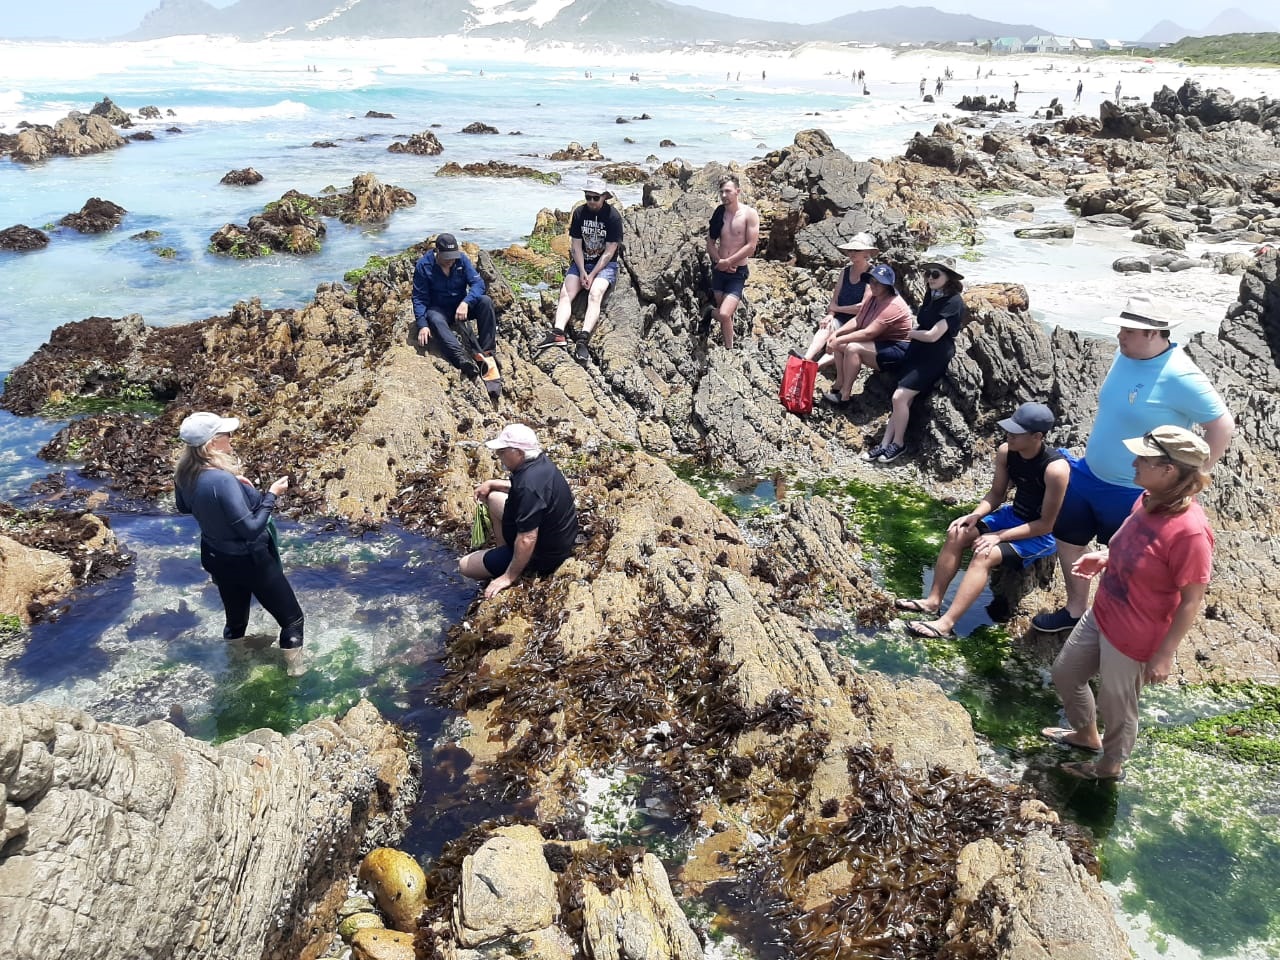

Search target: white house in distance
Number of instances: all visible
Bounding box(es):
[1024,35,1071,53]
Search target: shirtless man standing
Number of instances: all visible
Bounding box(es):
[704,174,760,349]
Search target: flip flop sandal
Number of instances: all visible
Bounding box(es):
[1040,727,1102,750]
[908,620,955,639]
[894,598,934,613]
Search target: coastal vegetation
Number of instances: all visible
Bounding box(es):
[1141,33,1280,66]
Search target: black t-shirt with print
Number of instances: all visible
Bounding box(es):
[569,202,623,261]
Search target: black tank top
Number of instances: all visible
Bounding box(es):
[1009,444,1065,522]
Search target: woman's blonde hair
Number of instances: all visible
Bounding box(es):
[174,439,242,494]
[1144,459,1210,515]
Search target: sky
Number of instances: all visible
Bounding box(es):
[0,0,1267,42]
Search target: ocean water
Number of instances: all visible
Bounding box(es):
[2,38,1279,960]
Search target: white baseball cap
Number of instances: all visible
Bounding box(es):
[179,412,240,447]
[484,423,542,454]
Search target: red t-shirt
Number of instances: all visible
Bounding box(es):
[1093,498,1214,662]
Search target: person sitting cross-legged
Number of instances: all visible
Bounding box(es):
[895,402,1069,638]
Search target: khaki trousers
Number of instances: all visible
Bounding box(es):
[1050,608,1145,770]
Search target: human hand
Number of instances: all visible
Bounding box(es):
[1144,651,1175,684]
[417,326,430,346]
[947,513,980,536]
[269,477,289,496]
[972,533,1001,554]
[484,573,514,599]
[235,474,253,486]
[1072,551,1109,579]
[474,480,494,502]
[454,302,469,322]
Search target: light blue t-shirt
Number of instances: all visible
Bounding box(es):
[1084,345,1227,486]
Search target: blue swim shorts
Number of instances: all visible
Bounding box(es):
[978,503,1058,568]
[710,265,748,300]
[1052,452,1142,546]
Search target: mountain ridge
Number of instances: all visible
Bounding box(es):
[121,0,1053,44]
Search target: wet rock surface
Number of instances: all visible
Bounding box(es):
[547,139,604,161]
[460,121,499,134]
[0,224,49,251]
[436,159,559,183]
[387,129,443,155]
[219,166,263,185]
[0,699,415,960]
[6,111,127,163]
[59,198,127,234]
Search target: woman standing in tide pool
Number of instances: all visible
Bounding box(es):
[174,412,306,676]
[1042,425,1215,782]
[865,258,968,463]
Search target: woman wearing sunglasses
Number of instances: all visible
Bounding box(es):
[1042,425,1214,782]
[866,257,967,463]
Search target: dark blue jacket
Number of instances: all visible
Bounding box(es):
[175,468,276,556]
[411,251,486,329]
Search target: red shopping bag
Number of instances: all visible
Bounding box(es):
[779,353,818,416]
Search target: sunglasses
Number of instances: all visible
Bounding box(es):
[584,193,602,201]
[1143,431,1175,460]
[925,270,944,280]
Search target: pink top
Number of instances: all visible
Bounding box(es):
[1093,497,1214,662]
[854,292,912,344]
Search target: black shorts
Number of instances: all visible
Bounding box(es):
[711,265,748,300]
[481,544,571,578]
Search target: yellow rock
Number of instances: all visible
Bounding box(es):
[357,847,426,933]
[337,911,384,941]
[351,927,416,960]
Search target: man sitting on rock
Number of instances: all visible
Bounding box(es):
[412,232,498,379]
[539,179,624,364]
[1031,296,1234,635]
[895,402,1069,639]
[460,424,580,599]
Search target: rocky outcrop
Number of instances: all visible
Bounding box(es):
[336,172,416,223]
[8,113,126,163]
[436,160,559,184]
[138,105,161,119]
[60,198,127,233]
[0,224,49,251]
[365,110,395,118]
[955,94,1016,113]
[88,96,132,127]
[209,190,327,257]
[548,139,604,161]
[0,699,415,960]
[595,161,649,184]
[0,537,73,625]
[219,166,263,185]
[387,130,443,155]
[944,832,1131,959]
[905,123,968,170]
[0,504,126,622]
[460,121,499,134]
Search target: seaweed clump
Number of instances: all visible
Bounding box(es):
[772,745,1094,959]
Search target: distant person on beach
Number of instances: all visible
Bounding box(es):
[1031,296,1233,635]
[412,233,498,380]
[865,257,968,464]
[460,424,579,599]
[1042,426,1215,782]
[174,412,305,676]
[823,263,912,407]
[919,77,926,97]
[1013,80,1019,101]
[1115,81,1122,102]
[800,232,878,365]
[896,402,1068,639]
[539,178,624,363]
[935,77,943,96]
[1075,80,1083,104]
[704,174,760,349]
